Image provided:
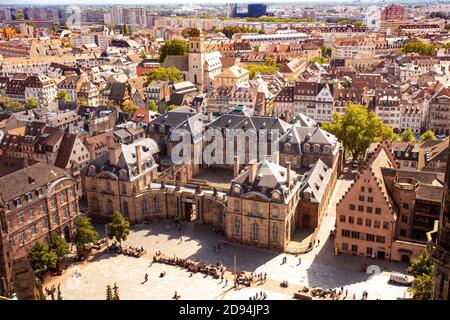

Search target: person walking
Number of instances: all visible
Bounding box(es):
[298,257,301,265]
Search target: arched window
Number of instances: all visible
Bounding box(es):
[313,144,321,153]
[252,202,258,216]
[252,222,259,241]
[272,225,279,243]
[303,143,310,153]
[234,218,240,237]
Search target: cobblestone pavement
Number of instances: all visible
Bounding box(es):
[46,176,411,300]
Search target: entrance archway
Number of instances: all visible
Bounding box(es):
[401,254,410,263]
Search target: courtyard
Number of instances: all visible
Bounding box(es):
[45,175,412,300]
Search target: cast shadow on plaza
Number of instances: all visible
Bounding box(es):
[304,235,408,289]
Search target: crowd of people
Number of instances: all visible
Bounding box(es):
[249,291,268,300]
[112,244,145,258]
[235,271,267,287]
[153,251,225,279]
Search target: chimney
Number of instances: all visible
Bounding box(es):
[287,162,292,189]
[248,160,257,184]
[107,135,120,165]
[233,155,240,178]
[135,144,142,175]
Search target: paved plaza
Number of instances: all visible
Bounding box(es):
[46,176,412,300]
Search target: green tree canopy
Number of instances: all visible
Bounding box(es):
[28,242,57,274]
[74,216,99,252]
[401,129,416,142]
[168,104,179,111]
[321,104,398,160]
[107,211,130,244]
[123,100,139,114]
[321,45,332,58]
[159,38,188,63]
[407,252,433,277]
[25,98,39,110]
[309,56,329,64]
[244,65,279,79]
[15,12,24,20]
[419,130,437,142]
[56,90,70,103]
[145,67,183,84]
[147,100,159,112]
[401,41,436,56]
[409,274,432,300]
[49,235,70,261]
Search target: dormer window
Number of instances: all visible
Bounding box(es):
[303,143,311,153]
[284,143,291,152]
[233,184,241,194]
[14,197,22,207]
[271,190,281,200]
[26,193,32,202]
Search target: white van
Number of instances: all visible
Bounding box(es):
[389,272,414,286]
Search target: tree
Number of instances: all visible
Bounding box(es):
[409,274,432,300]
[25,98,39,110]
[244,65,279,79]
[28,242,58,275]
[321,45,332,58]
[49,235,70,262]
[74,216,99,255]
[145,67,182,84]
[112,283,120,300]
[308,56,329,64]
[56,90,70,103]
[123,100,139,114]
[159,38,188,63]
[401,129,416,142]
[107,211,130,245]
[407,252,433,278]
[419,130,437,142]
[168,104,179,111]
[264,57,277,67]
[15,12,24,20]
[401,41,435,56]
[322,104,398,161]
[106,285,113,300]
[180,28,191,38]
[147,100,159,112]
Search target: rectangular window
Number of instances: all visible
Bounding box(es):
[26,193,33,202]
[42,220,48,230]
[153,198,160,213]
[351,244,358,253]
[376,236,385,243]
[368,188,372,193]
[359,195,365,201]
[357,217,363,225]
[349,204,355,211]
[52,214,59,225]
[383,222,389,230]
[366,207,373,213]
[18,212,24,224]
[348,216,354,224]
[341,229,350,238]
[358,205,364,212]
[403,203,409,210]
[375,208,381,215]
[368,197,374,203]
[351,231,360,239]
[365,219,372,227]
[342,243,348,251]
[374,220,381,229]
[401,215,408,223]
[361,187,365,192]
[19,230,26,241]
[366,234,375,242]
[367,247,373,256]
[31,224,37,235]
[29,208,35,218]
[340,215,346,223]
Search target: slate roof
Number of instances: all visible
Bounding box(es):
[0,162,68,201]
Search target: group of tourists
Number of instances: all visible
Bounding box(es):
[153,251,225,279]
[235,271,266,287]
[113,244,145,258]
[249,291,267,300]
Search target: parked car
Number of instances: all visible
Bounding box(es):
[389,272,414,286]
